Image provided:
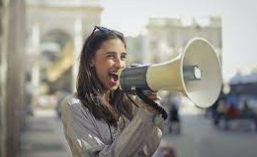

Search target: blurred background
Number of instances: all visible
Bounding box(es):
[0,0,257,157]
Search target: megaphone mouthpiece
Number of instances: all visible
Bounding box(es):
[119,65,152,93]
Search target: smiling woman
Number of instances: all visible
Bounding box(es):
[61,26,164,157]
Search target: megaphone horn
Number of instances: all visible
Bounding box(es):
[119,38,222,108]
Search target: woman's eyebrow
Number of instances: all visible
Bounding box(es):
[105,51,116,55]
[105,52,127,56]
[121,52,127,56]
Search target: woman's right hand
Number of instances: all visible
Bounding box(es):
[135,91,161,114]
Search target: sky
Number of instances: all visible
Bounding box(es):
[100,0,257,82]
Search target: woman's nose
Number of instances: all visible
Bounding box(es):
[115,58,125,69]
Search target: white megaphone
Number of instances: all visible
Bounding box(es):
[119,38,222,108]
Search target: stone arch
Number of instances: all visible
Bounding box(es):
[40,29,73,93]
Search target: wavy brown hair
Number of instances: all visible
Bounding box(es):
[76,27,134,127]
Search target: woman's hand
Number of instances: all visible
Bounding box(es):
[136,91,161,114]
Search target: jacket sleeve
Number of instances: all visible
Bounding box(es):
[61,98,163,157]
[140,118,164,156]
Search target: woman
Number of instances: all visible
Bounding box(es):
[61,26,164,157]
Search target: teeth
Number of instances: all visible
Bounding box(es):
[109,74,118,77]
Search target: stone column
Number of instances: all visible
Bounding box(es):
[0,1,7,156]
[31,23,41,96]
[72,18,83,92]
[2,0,26,156]
[0,0,9,156]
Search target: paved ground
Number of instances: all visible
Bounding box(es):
[156,115,257,157]
[18,109,72,157]
[18,109,257,157]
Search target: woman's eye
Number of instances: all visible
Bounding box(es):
[121,55,127,60]
[107,55,115,58]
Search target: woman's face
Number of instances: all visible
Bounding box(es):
[91,38,127,92]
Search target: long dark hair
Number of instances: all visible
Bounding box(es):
[76,27,134,127]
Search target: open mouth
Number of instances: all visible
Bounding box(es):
[109,73,119,83]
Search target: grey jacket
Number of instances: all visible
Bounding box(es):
[61,96,163,157]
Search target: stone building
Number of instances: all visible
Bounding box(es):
[128,17,222,66]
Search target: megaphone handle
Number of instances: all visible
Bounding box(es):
[136,89,168,120]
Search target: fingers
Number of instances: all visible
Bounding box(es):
[145,95,160,102]
[135,91,162,114]
[143,91,161,101]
